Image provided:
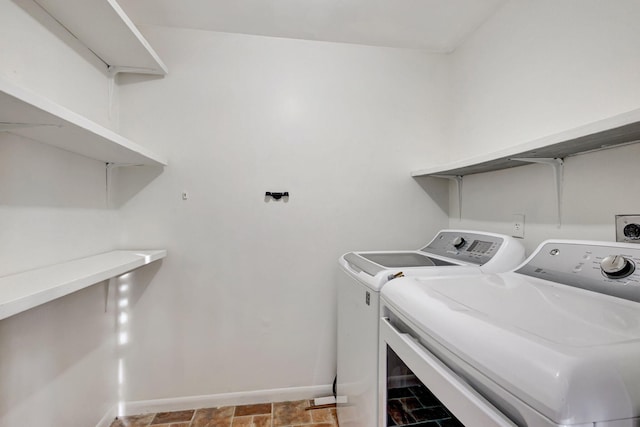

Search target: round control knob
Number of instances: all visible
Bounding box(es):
[452,236,466,249]
[600,255,635,279]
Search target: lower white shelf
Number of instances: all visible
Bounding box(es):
[0,250,166,321]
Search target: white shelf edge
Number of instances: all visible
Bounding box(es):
[0,77,168,166]
[106,0,168,75]
[0,250,167,321]
[411,108,640,177]
[33,0,167,76]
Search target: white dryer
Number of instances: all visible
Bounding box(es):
[379,239,640,427]
[336,229,525,427]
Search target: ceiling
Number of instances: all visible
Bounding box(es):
[117,0,506,52]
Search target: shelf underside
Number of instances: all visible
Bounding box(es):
[0,78,167,166]
[34,0,167,75]
[0,250,167,321]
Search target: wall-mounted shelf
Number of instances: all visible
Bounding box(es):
[0,77,168,166]
[34,0,167,75]
[412,109,640,178]
[0,250,166,321]
[412,109,640,224]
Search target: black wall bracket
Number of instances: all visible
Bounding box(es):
[265,191,289,200]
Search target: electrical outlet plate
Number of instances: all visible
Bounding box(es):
[512,214,525,239]
[616,215,640,243]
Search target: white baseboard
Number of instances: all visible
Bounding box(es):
[112,384,332,417]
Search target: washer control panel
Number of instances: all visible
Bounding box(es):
[421,231,504,266]
[516,241,640,302]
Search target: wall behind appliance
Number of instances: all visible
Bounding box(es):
[0,1,122,426]
[445,0,640,252]
[116,26,449,401]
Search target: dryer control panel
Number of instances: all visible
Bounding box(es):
[516,240,640,303]
[421,231,504,266]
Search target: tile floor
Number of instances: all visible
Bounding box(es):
[109,400,339,427]
[387,385,463,427]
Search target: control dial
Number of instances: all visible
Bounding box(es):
[452,236,466,249]
[600,255,635,279]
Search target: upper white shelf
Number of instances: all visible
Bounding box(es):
[412,109,640,177]
[34,0,167,75]
[0,77,168,166]
[0,250,167,321]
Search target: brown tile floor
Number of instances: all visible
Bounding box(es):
[109,400,339,427]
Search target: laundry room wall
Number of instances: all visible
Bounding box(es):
[0,1,122,426]
[115,26,450,402]
[444,0,640,252]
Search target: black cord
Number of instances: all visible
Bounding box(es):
[333,375,337,398]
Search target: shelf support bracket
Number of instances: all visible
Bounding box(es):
[107,67,118,125]
[108,65,164,76]
[106,162,117,209]
[432,175,463,219]
[510,158,564,227]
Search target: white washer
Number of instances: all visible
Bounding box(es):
[336,229,525,427]
[379,239,640,427]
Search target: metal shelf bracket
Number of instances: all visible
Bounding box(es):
[433,175,463,219]
[510,158,564,227]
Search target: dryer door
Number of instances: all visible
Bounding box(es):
[379,316,516,427]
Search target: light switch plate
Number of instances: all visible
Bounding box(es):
[615,215,640,243]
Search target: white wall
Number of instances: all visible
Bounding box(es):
[0,0,114,127]
[0,281,119,427]
[0,1,123,426]
[116,27,449,401]
[446,0,640,252]
[450,143,640,253]
[0,0,121,274]
[8,0,640,420]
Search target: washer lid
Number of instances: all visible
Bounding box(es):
[343,251,458,277]
[381,273,640,425]
[359,252,456,268]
